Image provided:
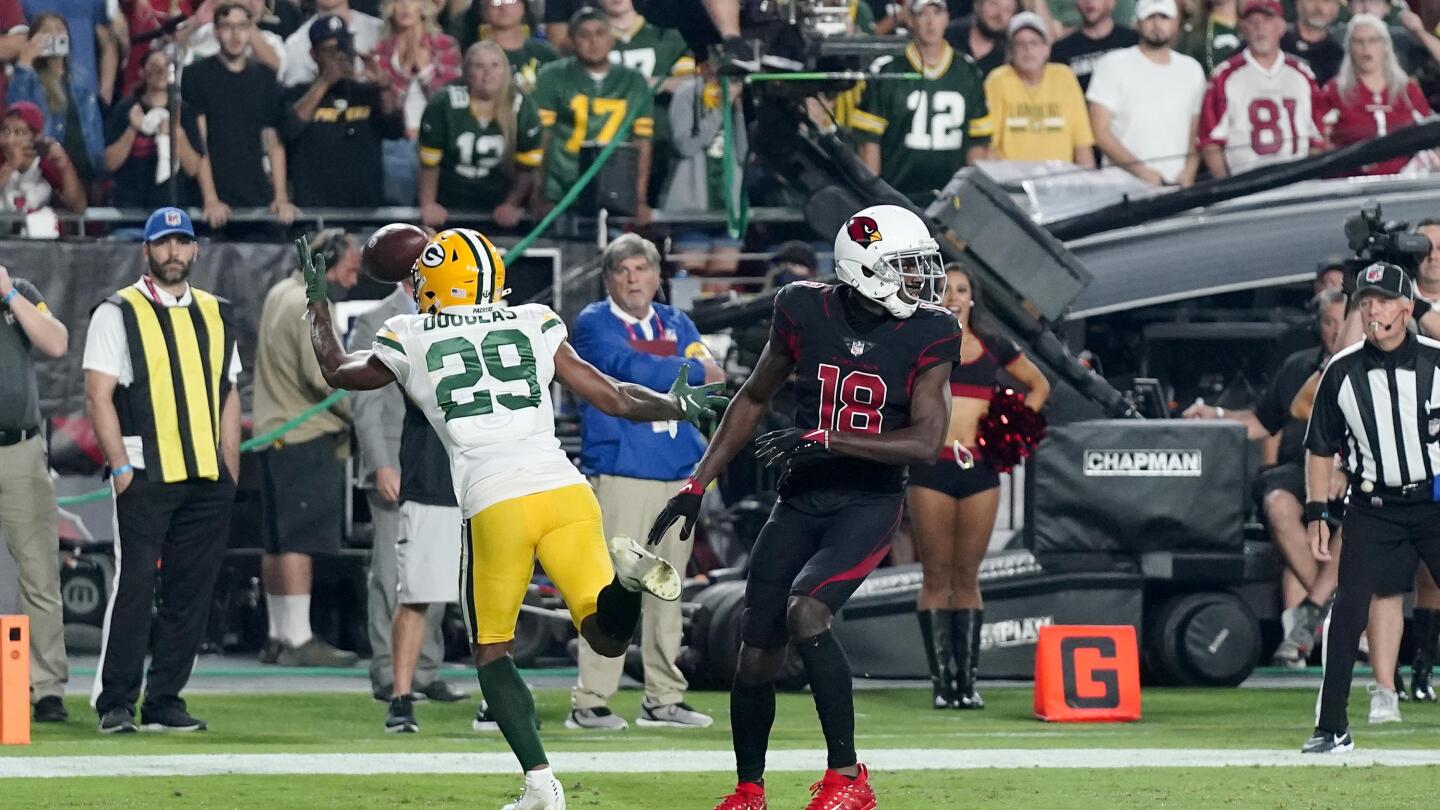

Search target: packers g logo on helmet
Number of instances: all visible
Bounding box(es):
[413,228,507,313]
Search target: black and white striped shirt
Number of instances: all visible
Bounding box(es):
[1306,334,1440,487]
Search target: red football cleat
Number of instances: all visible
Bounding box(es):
[714,781,767,810]
[804,764,877,810]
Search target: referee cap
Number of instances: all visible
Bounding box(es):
[1355,262,1414,301]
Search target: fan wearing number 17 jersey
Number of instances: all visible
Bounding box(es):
[649,206,960,810]
[851,0,991,206]
[303,227,727,810]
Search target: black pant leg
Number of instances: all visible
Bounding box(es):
[740,501,826,649]
[1410,503,1440,591]
[143,479,236,711]
[1316,506,1392,733]
[96,478,180,713]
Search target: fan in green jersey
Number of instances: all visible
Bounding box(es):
[852,0,994,206]
[533,7,655,222]
[600,0,695,206]
[419,41,543,230]
[463,0,559,94]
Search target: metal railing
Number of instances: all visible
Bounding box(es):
[12,205,810,235]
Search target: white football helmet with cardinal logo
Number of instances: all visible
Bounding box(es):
[832,204,945,319]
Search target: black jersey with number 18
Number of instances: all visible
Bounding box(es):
[771,281,961,498]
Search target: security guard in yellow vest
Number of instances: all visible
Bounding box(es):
[82,207,241,734]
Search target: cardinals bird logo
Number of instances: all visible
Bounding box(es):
[846,216,883,246]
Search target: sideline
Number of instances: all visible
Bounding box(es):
[3,748,1438,778]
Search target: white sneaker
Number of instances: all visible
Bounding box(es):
[1368,683,1402,724]
[607,535,681,602]
[565,707,629,730]
[635,698,714,728]
[502,766,566,809]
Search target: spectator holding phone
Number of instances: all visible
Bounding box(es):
[0,101,85,216]
[7,14,104,186]
[21,0,119,106]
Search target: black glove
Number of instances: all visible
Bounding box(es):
[649,477,705,545]
[754,427,830,468]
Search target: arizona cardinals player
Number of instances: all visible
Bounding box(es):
[649,205,961,810]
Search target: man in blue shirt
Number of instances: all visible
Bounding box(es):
[567,233,723,731]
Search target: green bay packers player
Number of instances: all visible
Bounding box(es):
[303,228,727,810]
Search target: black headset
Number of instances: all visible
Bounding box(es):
[309,228,351,270]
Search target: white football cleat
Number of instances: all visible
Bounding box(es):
[502,767,566,809]
[608,535,681,602]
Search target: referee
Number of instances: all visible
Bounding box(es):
[1303,262,1440,754]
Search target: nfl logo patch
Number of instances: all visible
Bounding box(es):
[164,210,182,226]
[1365,265,1385,283]
[848,339,870,356]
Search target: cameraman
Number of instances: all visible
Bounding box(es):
[1185,287,1348,667]
[1403,218,1440,701]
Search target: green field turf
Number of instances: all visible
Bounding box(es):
[5,686,1440,808]
[13,769,1440,810]
[8,686,1440,756]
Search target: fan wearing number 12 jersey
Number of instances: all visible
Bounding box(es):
[851,0,991,205]
[304,227,727,810]
[648,205,959,810]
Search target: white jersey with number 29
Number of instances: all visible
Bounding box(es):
[371,303,584,518]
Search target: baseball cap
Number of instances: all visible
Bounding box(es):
[1316,255,1349,276]
[309,14,353,50]
[1134,0,1179,19]
[1241,0,1283,16]
[568,6,608,31]
[144,207,195,242]
[1355,262,1414,300]
[909,0,947,12]
[771,240,818,270]
[3,101,44,135]
[1008,11,1048,40]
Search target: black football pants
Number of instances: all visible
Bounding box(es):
[95,475,235,714]
[1316,498,1440,733]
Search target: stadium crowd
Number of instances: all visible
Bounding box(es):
[0,0,1432,232]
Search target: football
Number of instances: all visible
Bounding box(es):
[361,223,429,283]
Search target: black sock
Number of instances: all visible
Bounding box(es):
[731,677,776,784]
[478,657,547,771]
[796,629,856,771]
[595,576,642,641]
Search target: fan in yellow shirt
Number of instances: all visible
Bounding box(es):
[983,12,1096,166]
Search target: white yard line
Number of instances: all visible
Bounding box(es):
[4,748,1440,778]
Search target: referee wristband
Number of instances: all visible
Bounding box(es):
[112,464,134,479]
[1,288,15,305]
[1304,501,1330,525]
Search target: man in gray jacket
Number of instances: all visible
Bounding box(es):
[349,279,463,703]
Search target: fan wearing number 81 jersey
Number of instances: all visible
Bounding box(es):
[1198,48,1323,176]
